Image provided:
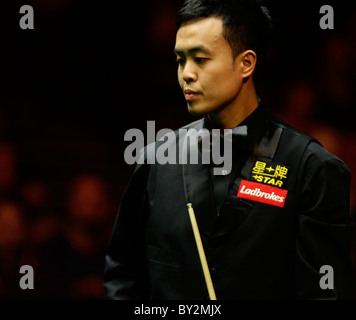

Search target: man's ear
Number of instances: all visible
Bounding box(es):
[239,50,257,79]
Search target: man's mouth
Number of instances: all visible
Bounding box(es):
[184,89,200,100]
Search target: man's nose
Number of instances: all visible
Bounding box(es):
[182,61,197,83]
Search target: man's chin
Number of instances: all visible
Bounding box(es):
[187,105,208,116]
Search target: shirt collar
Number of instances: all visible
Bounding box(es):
[203,102,270,151]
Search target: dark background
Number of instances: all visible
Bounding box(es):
[0,0,355,299]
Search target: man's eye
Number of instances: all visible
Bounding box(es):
[176,58,185,65]
[195,57,207,63]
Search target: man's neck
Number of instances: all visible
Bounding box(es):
[207,81,259,129]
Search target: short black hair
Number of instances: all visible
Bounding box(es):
[176,0,272,71]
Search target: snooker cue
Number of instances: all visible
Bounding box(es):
[187,203,217,300]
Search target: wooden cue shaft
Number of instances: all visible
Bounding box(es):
[187,203,217,300]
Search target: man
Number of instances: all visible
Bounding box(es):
[103,0,356,299]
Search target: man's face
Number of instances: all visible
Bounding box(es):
[175,17,244,116]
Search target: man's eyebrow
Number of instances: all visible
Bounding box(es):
[174,46,211,55]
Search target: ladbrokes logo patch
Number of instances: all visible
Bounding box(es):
[237,180,288,208]
[250,160,290,188]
